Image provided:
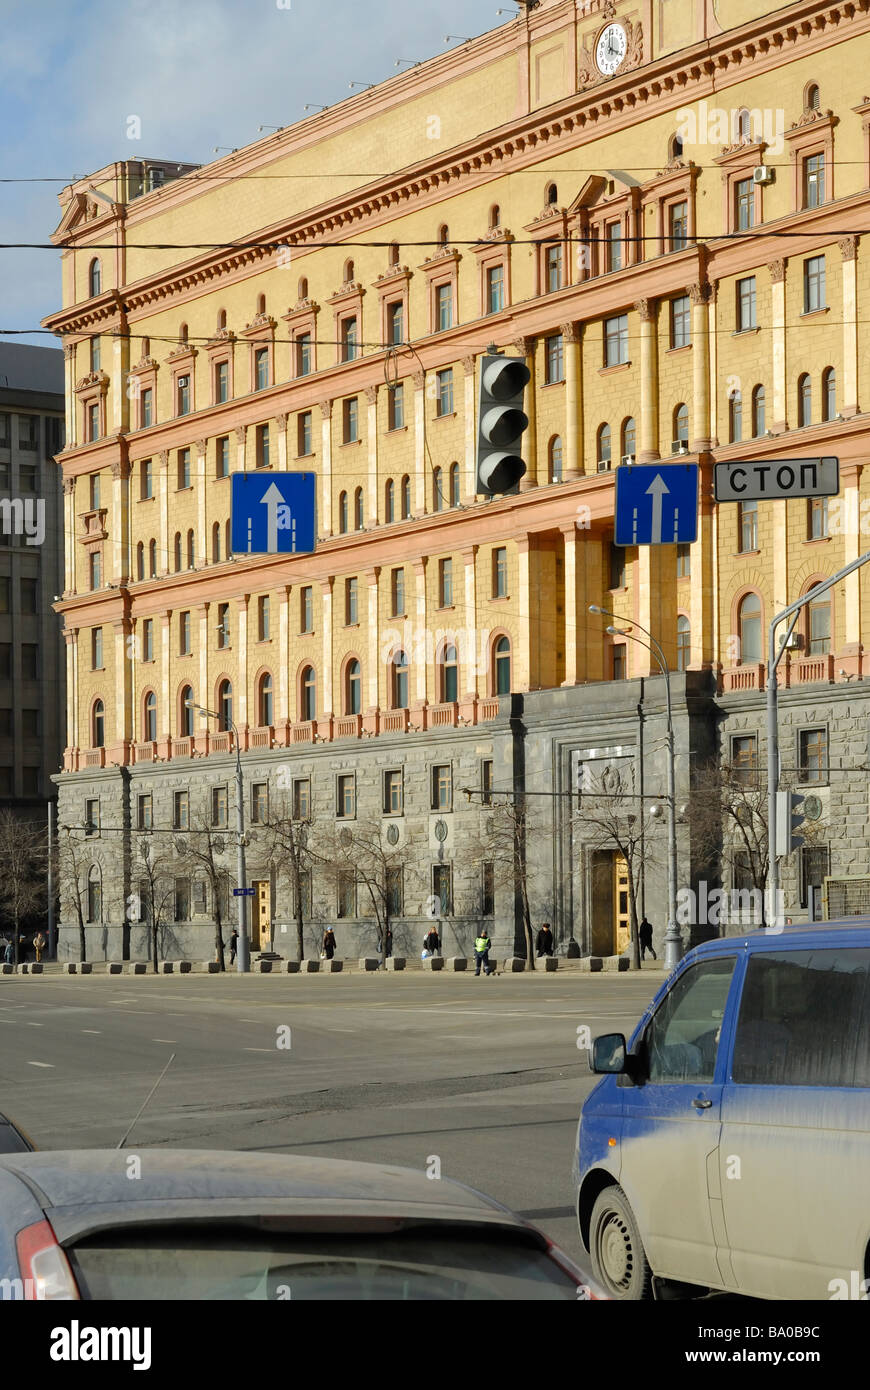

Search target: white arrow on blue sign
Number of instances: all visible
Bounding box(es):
[614,462,699,547]
[230,472,316,556]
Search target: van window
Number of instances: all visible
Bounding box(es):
[645,957,736,1083]
[732,949,870,1088]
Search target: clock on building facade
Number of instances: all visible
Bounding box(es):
[595,22,628,76]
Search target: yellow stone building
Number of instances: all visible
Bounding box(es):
[46,0,870,959]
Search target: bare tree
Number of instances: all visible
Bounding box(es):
[0,810,46,966]
[133,837,179,973]
[57,825,91,963]
[314,815,419,961]
[176,818,232,970]
[466,795,535,968]
[260,792,317,962]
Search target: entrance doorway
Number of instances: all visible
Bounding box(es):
[252,879,271,951]
[614,854,631,955]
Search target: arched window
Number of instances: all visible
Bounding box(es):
[391,650,409,709]
[142,337,150,357]
[179,322,188,345]
[217,308,227,331]
[438,224,449,246]
[806,584,831,655]
[490,205,501,229]
[88,258,101,297]
[343,259,355,283]
[433,466,444,512]
[92,699,105,748]
[546,182,558,205]
[148,539,157,577]
[729,390,743,443]
[385,478,395,524]
[738,593,762,664]
[621,417,636,462]
[389,242,399,267]
[174,532,182,572]
[144,691,157,743]
[259,672,274,727]
[668,133,683,161]
[798,373,812,427]
[338,491,349,534]
[821,367,836,422]
[300,665,316,722]
[450,462,460,506]
[597,423,611,468]
[549,436,563,483]
[440,643,458,703]
[297,276,308,300]
[401,475,411,519]
[256,293,266,316]
[212,522,221,563]
[218,679,233,732]
[494,636,511,695]
[676,615,691,672]
[674,403,689,444]
[186,529,195,569]
[180,685,194,737]
[736,108,751,141]
[354,486,364,530]
[87,865,102,924]
[751,385,766,438]
[346,658,361,715]
[136,542,145,581]
[805,82,821,111]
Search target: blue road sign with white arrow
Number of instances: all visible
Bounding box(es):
[614,463,699,547]
[230,472,316,556]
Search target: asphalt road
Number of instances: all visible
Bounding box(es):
[0,970,661,1263]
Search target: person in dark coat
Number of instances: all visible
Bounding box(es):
[423,926,440,957]
[639,918,656,961]
[229,928,238,965]
[322,928,337,961]
[384,927,393,959]
[535,923,554,957]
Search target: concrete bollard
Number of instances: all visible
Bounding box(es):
[285,961,301,973]
[258,960,273,973]
[126,962,148,974]
[579,956,604,972]
[108,962,123,974]
[66,962,77,973]
[302,959,320,973]
[448,957,467,971]
[423,956,445,971]
[385,957,405,971]
[538,956,558,972]
[160,962,174,974]
[359,958,380,972]
[80,962,93,975]
[324,959,343,972]
[1,963,14,975]
[603,955,629,972]
[178,960,192,974]
[503,957,525,972]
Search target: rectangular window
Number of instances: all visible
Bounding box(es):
[142,617,154,662]
[140,458,153,500]
[482,759,494,806]
[799,728,828,784]
[545,333,564,383]
[89,551,102,590]
[256,424,270,468]
[20,577,38,613]
[86,875,101,924]
[89,473,101,511]
[137,793,153,830]
[676,543,691,578]
[21,644,37,679]
[215,361,229,404]
[0,578,8,612]
[436,368,454,417]
[387,301,404,344]
[486,264,505,314]
[22,709,39,737]
[439,557,453,608]
[85,799,100,836]
[179,610,191,655]
[254,348,269,390]
[432,764,452,811]
[215,437,229,478]
[433,864,452,916]
[481,862,495,917]
[604,314,629,366]
[296,333,312,377]
[0,413,8,446]
[735,178,754,230]
[386,867,403,918]
[0,709,11,736]
[804,153,825,209]
[176,374,190,416]
[384,769,403,815]
[545,243,563,292]
[18,415,39,451]
[609,542,626,589]
[19,462,37,491]
[47,416,65,456]
[297,411,312,456]
[808,496,828,540]
[341,317,358,363]
[387,384,404,430]
[212,785,228,828]
[731,734,758,783]
[343,397,359,444]
[177,447,191,489]
[173,879,190,922]
[140,389,153,429]
[345,577,358,625]
[435,283,453,332]
[91,627,103,669]
[391,567,405,617]
[295,869,312,920]
[257,595,270,641]
[173,791,189,829]
[217,603,230,648]
[606,222,622,272]
[493,546,507,598]
[301,586,313,633]
[337,871,356,919]
[293,777,311,821]
[737,276,757,330]
[804,255,826,313]
[611,644,627,681]
[337,774,356,818]
[0,645,11,679]
[251,782,268,824]
[88,403,100,442]
[739,499,758,553]
[669,201,688,252]
[670,295,691,349]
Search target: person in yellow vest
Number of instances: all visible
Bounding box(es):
[474,930,494,976]
[33,931,46,963]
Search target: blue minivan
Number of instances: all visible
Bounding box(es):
[574,923,870,1300]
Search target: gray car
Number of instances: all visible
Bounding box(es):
[0,1149,605,1300]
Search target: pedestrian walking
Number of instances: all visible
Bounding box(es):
[384,927,393,959]
[535,922,554,957]
[33,930,46,964]
[229,928,238,965]
[423,925,440,957]
[321,927,336,961]
[474,930,494,976]
[639,917,656,961]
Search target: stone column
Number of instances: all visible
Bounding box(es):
[65,630,77,752]
[111,327,129,434]
[689,490,714,669]
[365,386,378,526]
[840,464,863,675]
[689,282,712,452]
[461,545,478,699]
[71,627,80,749]
[635,299,659,462]
[463,356,476,502]
[769,259,787,432]
[560,524,578,684]
[195,439,207,564]
[160,609,171,746]
[840,236,859,417]
[636,546,677,677]
[235,424,247,472]
[413,371,426,515]
[514,336,537,489]
[516,536,531,691]
[113,619,132,748]
[413,559,427,705]
[158,449,169,575]
[197,605,209,724]
[563,323,582,478]
[64,345,76,447]
[319,400,332,536]
[278,585,290,731]
[320,578,333,720]
[63,478,77,594]
[365,567,380,724]
[109,460,129,586]
[707,281,719,447]
[276,412,288,469]
[236,595,249,734]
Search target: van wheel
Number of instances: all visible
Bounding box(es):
[589,1186,652,1300]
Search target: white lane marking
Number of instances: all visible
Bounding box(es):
[81,1029,102,1034]
[242,1047,274,1053]
[26,1022,43,1027]
[27,1061,54,1068]
[151,1038,176,1044]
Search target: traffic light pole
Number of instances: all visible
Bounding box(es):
[767,548,870,926]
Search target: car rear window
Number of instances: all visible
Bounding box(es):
[731,948,870,1087]
[67,1225,579,1300]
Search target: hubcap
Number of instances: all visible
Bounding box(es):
[598,1210,633,1291]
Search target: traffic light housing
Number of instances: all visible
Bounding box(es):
[775,789,805,857]
[476,353,531,495]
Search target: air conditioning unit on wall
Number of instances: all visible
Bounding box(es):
[753,165,775,185]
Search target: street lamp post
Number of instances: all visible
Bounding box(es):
[589,606,682,973]
[187,701,250,973]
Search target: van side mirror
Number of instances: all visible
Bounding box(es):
[591,1033,627,1074]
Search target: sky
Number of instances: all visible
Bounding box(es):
[0,0,518,348]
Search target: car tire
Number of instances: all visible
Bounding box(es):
[589,1185,652,1300]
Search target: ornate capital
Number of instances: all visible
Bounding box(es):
[194,438,208,454]
[64,345,76,362]
[412,370,425,390]
[767,259,786,283]
[364,385,378,405]
[513,336,535,357]
[559,322,579,343]
[158,450,169,468]
[839,235,858,263]
[319,398,332,420]
[687,281,711,305]
[275,412,288,429]
[110,460,130,481]
[63,477,76,496]
[462,355,476,376]
[634,298,656,322]
[234,425,247,445]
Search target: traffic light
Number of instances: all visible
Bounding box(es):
[476,353,531,495]
[775,789,805,857]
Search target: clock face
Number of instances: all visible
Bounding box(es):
[596,22,628,76]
